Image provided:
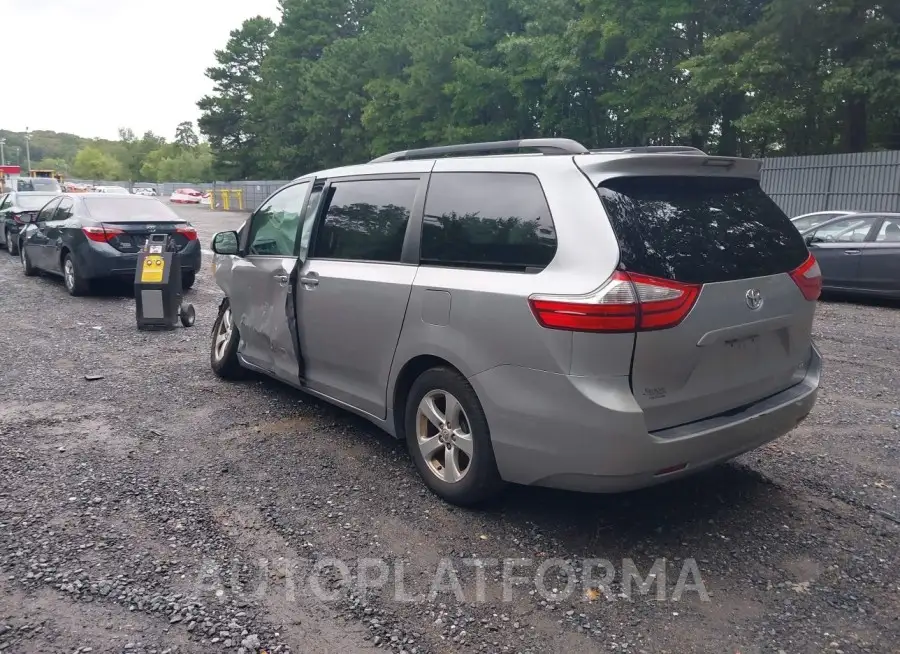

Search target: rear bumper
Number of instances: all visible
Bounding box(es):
[75,241,202,280]
[470,345,821,493]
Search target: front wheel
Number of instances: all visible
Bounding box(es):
[405,367,504,506]
[210,299,244,379]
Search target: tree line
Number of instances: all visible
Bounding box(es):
[0,123,213,183]
[196,0,900,181]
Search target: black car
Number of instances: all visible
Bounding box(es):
[18,193,202,296]
[800,212,900,299]
[0,190,62,255]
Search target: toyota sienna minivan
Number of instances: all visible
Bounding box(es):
[209,139,822,505]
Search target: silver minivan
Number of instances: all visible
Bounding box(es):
[209,139,822,505]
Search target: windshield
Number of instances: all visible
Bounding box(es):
[16,194,59,210]
[83,196,180,222]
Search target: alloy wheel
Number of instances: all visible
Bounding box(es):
[214,307,233,361]
[64,258,76,292]
[415,389,474,483]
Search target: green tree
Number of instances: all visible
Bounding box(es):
[72,146,123,180]
[175,121,199,148]
[197,16,276,179]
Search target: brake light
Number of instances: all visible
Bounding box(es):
[11,213,24,224]
[528,271,701,333]
[175,225,198,241]
[789,253,822,301]
[82,224,125,243]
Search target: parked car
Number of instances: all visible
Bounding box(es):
[791,210,857,233]
[799,212,900,298]
[93,185,132,195]
[0,190,61,255]
[17,177,63,193]
[170,188,203,204]
[133,187,158,196]
[18,193,201,295]
[208,138,822,506]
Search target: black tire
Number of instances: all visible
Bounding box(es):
[63,253,90,296]
[182,270,196,290]
[210,299,244,379]
[4,230,17,255]
[405,367,504,506]
[20,246,36,276]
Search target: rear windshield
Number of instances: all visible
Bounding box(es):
[598,176,809,284]
[30,179,61,190]
[16,194,58,210]
[83,196,179,222]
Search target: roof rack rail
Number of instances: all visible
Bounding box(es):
[370,138,590,163]
[590,146,707,154]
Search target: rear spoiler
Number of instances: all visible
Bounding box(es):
[574,153,763,184]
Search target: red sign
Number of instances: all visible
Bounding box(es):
[0,165,22,175]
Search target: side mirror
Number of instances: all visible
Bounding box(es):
[211,230,239,255]
[804,234,814,245]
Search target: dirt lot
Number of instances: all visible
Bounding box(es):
[0,203,898,654]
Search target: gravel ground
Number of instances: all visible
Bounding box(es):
[0,204,898,654]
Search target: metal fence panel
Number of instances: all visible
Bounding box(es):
[761,150,900,216]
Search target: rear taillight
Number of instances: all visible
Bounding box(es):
[11,213,24,224]
[528,271,701,333]
[789,253,822,301]
[175,225,198,241]
[82,224,125,243]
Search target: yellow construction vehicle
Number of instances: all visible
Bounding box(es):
[30,169,64,183]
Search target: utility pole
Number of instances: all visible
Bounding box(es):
[24,127,32,173]
[0,138,5,165]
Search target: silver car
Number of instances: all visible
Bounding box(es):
[209,139,822,505]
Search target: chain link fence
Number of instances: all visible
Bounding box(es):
[65,149,900,216]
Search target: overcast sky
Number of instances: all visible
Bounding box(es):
[2,0,280,141]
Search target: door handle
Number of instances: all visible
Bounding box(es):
[843,249,861,255]
[275,274,290,286]
[299,274,319,288]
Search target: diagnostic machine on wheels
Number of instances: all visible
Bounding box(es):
[134,233,196,330]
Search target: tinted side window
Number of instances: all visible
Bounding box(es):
[311,179,417,262]
[54,198,74,220]
[875,217,900,242]
[599,176,809,284]
[420,172,557,272]
[247,182,309,256]
[37,198,61,222]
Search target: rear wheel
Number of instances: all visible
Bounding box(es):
[182,271,196,290]
[405,367,504,506]
[63,253,90,296]
[5,230,17,256]
[210,299,244,379]
[20,246,36,276]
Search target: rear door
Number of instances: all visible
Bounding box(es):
[27,197,62,270]
[41,197,76,273]
[576,156,816,431]
[858,216,900,295]
[297,174,423,418]
[804,215,879,289]
[230,180,313,379]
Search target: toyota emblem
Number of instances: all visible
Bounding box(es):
[745,288,763,310]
